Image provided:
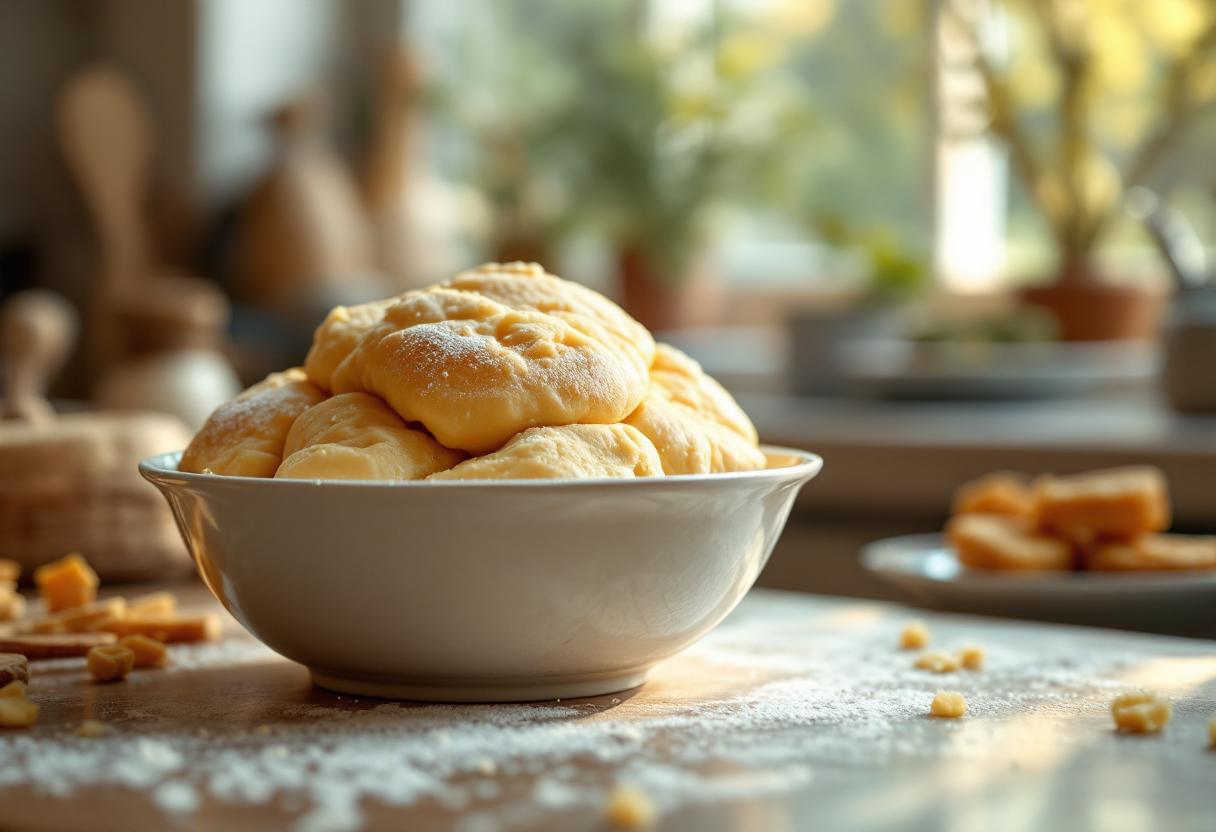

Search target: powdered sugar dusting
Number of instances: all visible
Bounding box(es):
[2,591,1211,830]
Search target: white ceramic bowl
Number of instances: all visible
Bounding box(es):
[141,448,822,702]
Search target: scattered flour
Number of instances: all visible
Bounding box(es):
[0,595,1199,831]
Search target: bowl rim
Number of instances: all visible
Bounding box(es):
[140,446,823,490]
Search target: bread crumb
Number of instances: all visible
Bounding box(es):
[914,651,960,673]
[477,757,497,776]
[0,584,25,621]
[0,683,39,729]
[87,644,135,683]
[1112,691,1171,734]
[127,592,178,617]
[957,644,985,670]
[1209,715,1216,747]
[604,784,657,829]
[77,719,106,738]
[118,634,168,668]
[900,620,930,650]
[931,691,967,718]
[33,553,99,613]
[0,680,28,699]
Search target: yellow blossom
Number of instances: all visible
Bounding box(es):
[1088,13,1150,96]
[717,32,785,78]
[1078,151,1123,219]
[1009,55,1060,109]
[877,0,922,38]
[761,0,836,37]
[1138,0,1209,57]
[1191,57,1216,101]
[1097,100,1151,147]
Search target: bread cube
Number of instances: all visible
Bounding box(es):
[946,513,1073,571]
[1087,533,1216,572]
[33,553,99,613]
[1034,466,1170,545]
[951,472,1034,518]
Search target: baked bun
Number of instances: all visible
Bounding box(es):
[428,424,662,481]
[625,344,765,474]
[276,392,465,481]
[180,369,326,477]
[325,286,651,455]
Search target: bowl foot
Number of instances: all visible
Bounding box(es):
[308,667,652,703]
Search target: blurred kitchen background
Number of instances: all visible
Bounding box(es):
[1,0,1214,601]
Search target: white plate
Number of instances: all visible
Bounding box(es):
[861,533,1216,636]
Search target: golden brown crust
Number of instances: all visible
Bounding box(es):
[276,392,465,481]
[1034,465,1171,544]
[180,369,327,477]
[951,472,1035,518]
[1086,533,1216,572]
[946,513,1074,571]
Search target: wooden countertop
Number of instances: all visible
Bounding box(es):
[3,582,1216,831]
[743,390,1216,526]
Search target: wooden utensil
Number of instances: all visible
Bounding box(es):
[57,65,154,369]
[58,65,242,427]
[0,290,78,425]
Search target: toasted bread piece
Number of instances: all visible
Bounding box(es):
[1034,466,1170,545]
[96,614,220,644]
[33,553,99,613]
[20,597,126,634]
[946,513,1074,571]
[952,472,1034,518]
[0,632,117,659]
[1087,533,1216,572]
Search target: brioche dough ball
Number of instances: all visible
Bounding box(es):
[304,297,400,393]
[328,289,650,455]
[624,344,765,475]
[648,344,758,443]
[446,262,655,369]
[180,369,326,477]
[275,392,465,481]
[428,424,663,481]
[303,262,654,395]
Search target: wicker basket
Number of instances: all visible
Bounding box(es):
[0,410,194,582]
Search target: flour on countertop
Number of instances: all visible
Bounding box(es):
[1,594,1209,832]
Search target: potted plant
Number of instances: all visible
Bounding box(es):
[947,0,1216,340]
[558,7,813,331]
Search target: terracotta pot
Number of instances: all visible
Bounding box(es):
[617,248,723,333]
[1021,258,1163,341]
